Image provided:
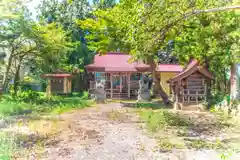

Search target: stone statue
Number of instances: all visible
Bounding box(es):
[137,75,151,102]
[94,79,106,103]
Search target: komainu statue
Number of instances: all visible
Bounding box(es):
[94,80,106,103]
[137,75,152,102]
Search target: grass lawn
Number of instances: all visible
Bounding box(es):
[0,95,93,118]
[0,92,93,159]
[138,108,240,152]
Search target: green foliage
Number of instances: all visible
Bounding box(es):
[92,0,117,9]
[174,9,240,93]
[79,0,237,63]
[1,10,73,91]
[0,132,16,160]
[157,137,185,152]
[185,138,223,149]
[0,92,92,117]
[139,109,191,132]
[0,0,19,20]
[37,0,93,73]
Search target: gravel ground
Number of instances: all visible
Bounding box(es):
[44,103,240,160]
[2,103,240,160]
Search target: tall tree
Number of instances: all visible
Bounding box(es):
[92,0,117,9]
[0,11,72,93]
[174,9,239,99]
[37,0,92,72]
[80,0,240,103]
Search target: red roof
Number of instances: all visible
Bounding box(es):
[86,52,183,72]
[168,59,214,82]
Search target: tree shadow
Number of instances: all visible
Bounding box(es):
[14,132,61,149]
[120,101,167,110]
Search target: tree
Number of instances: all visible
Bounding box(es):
[37,0,95,91]
[0,0,19,20]
[92,0,117,9]
[79,0,240,103]
[0,12,72,94]
[174,8,239,100]
[37,0,92,72]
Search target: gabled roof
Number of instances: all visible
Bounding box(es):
[85,52,183,72]
[168,59,214,83]
[41,69,72,78]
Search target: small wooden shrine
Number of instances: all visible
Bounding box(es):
[168,60,214,110]
[41,70,73,94]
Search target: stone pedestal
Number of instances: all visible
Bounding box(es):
[94,80,106,103]
[137,76,151,102]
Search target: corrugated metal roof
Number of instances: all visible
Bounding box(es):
[86,52,183,72]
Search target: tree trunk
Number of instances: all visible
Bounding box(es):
[230,63,238,101]
[2,52,13,91]
[13,62,21,96]
[149,62,170,104]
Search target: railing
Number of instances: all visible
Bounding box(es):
[183,89,205,96]
[130,80,139,89]
[182,89,206,103]
[89,80,139,90]
[89,80,110,90]
[89,81,96,90]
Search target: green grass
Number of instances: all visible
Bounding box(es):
[0,93,93,117]
[184,138,224,149]
[0,132,16,160]
[0,92,93,159]
[139,109,191,132]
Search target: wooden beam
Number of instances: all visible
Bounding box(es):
[120,74,122,93]
[128,73,130,99]
[46,79,51,98]
[110,73,113,99]
[63,77,67,93]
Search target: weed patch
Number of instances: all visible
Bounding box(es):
[0,132,17,160]
[0,95,93,117]
[139,109,191,132]
[158,137,185,152]
[184,138,224,149]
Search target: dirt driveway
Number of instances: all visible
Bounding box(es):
[3,103,240,160]
[39,103,163,160]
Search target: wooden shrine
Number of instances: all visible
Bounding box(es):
[85,52,183,99]
[41,70,73,94]
[168,60,214,110]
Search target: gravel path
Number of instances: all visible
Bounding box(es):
[43,103,240,160]
[2,103,240,160]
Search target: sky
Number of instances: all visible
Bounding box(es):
[25,0,94,19]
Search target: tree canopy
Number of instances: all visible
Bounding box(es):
[78,0,240,102]
[0,0,239,100]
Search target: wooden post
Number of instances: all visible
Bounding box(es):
[110,73,113,99]
[204,83,207,102]
[120,74,122,93]
[63,77,67,93]
[46,79,51,98]
[128,73,130,99]
[68,79,72,93]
